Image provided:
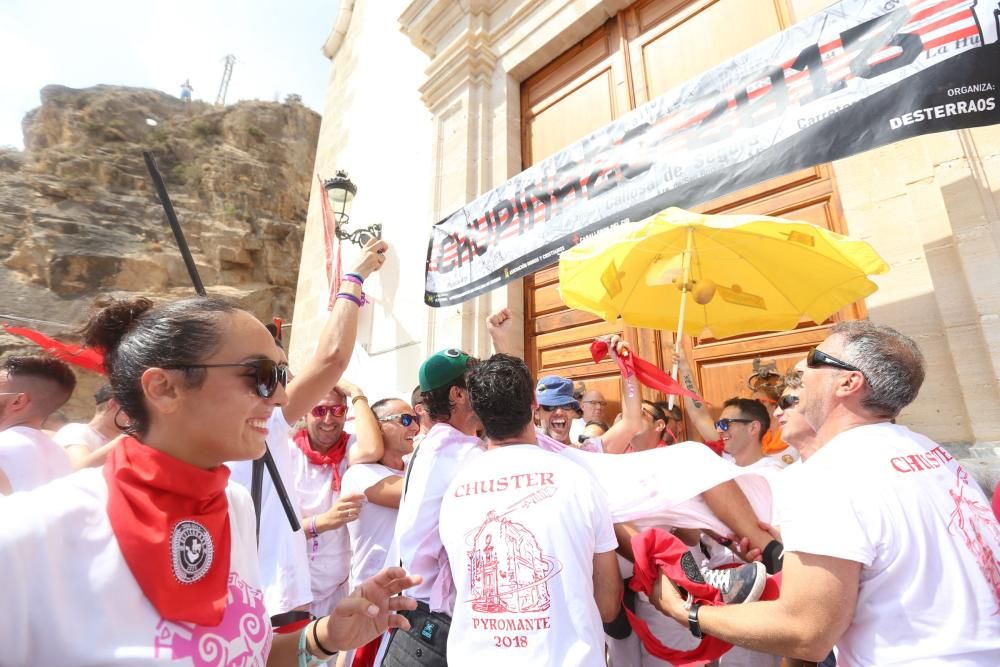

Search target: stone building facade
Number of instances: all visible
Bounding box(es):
[290,0,1000,486]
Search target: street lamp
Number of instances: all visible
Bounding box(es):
[323,170,357,225]
[323,170,380,247]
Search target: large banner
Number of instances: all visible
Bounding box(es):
[424,0,1000,307]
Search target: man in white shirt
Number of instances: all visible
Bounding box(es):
[0,355,76,494]
[54,384,122,469]
[440,353,621,666]
[290,381,381,617]
[715,398,781,472]
[651,320,1000,665]
[342,397,416,588]
[381,348,485,666]
[341,397,417,666]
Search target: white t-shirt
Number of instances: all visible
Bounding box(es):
[0,468,270,665]
[226,407,311,618]
[440,445,617,667]
[341,463,402,588]
[289,432,356,605]
[0,426,72,493]
[778,422,1000,666]
[53,422,108,452]
[394,422,484,611]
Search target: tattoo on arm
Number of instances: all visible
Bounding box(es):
[683,373,703,408]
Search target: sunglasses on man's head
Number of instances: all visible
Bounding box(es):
[164,358,289,399]
[715,418,753,431]
[806,348,863,374]
[777,394,800,410]
[311,404,348,419]
[378,413,417,427]
[540,403,577,412]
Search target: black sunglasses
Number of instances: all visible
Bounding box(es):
[164,359,289,399]
[777,394,800,410]
[540,403,577,412]
[807,348,863,375]
[379,413,417,427]
[715,418,753,431]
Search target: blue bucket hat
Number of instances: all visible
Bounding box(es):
[535,375,581,411]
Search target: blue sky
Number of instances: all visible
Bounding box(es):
[0,0,337,148]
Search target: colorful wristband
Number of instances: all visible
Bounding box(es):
[343,272,364,285]
[336,292,363,307]
[307,516,319,540]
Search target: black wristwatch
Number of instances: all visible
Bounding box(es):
[688,603,703,638]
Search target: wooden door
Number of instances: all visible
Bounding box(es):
[522,0,863,427]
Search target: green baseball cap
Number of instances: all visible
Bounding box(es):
[419,348,472,392]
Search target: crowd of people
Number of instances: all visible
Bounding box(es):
[0,239,998,666]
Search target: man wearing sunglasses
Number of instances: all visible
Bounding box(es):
[651,321,1000,665]
[714,398,779,471]
[535,371,642,455]
[341,397,419,665]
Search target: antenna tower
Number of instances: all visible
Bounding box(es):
[215,54,236,105]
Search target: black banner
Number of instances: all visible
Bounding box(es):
[424,0,1000,307]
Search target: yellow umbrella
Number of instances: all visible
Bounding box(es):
[559,207,888,400]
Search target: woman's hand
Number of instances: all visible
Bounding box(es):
[316,567,422,652]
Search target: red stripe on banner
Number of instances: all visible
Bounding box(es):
[908,0,968,26]
[922,24,980,50]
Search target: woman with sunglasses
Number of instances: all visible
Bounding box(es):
[0,295,419,666]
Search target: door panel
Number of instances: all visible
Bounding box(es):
[521,0,861,429]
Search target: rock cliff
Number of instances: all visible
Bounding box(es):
[0,84,320,421]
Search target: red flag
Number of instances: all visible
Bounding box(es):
[3,324,105,375]
[590,339,706,404]
[318,175,343,311]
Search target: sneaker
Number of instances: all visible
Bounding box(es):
[699,562,766,604]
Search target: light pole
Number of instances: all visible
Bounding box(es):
[323,170,380,247]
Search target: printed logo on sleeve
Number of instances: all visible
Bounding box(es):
[171,520,215,584]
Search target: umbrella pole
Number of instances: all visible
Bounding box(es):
[668,227,694,411]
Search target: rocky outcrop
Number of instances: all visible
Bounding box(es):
[0,84,321,421]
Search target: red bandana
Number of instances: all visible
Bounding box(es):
[293,429,348,491]
[104,436,232,626]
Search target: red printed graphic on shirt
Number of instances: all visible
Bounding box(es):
[947,467,1000,614]
[154,572,272,666]
[458,480,563,647]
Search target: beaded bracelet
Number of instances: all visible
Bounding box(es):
[342,273,364,287]
[336,292,364,307]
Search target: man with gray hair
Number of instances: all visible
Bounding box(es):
[650,320,1000,665]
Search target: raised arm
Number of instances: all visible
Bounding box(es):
[676,347,717,442]
[486,307,520,356]
[598,336,643,454]
[282,239,388,425]
[340,380,383,465]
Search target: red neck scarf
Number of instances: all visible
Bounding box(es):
[293,429,348,491]
[104,436,232,626]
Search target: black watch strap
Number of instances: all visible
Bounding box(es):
[687,603,703,638]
